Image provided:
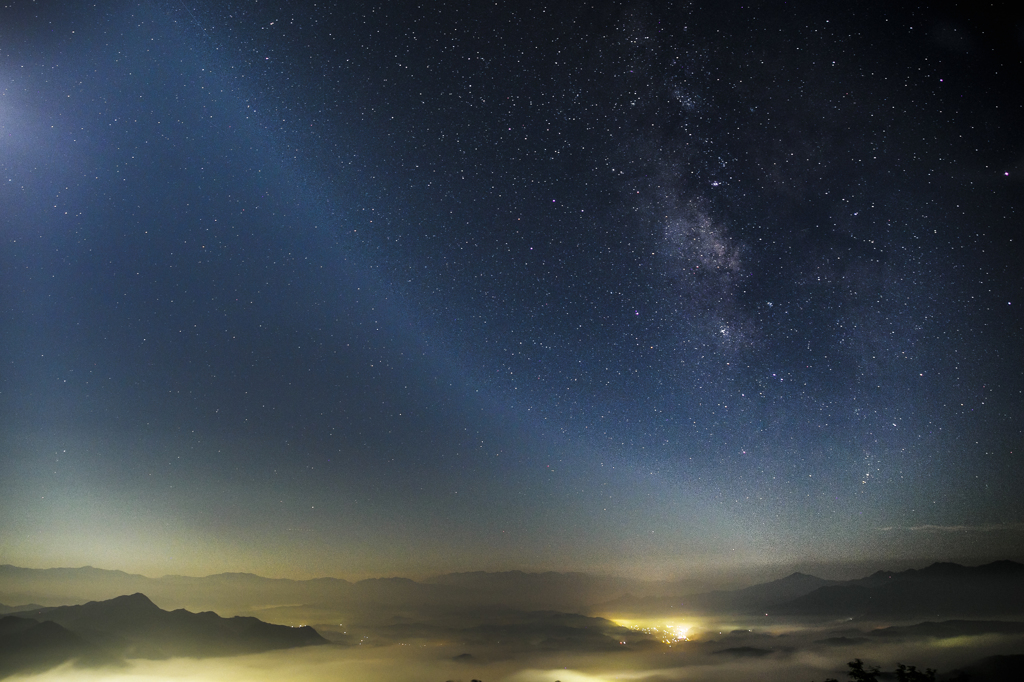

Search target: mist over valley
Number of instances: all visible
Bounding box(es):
[2,562,1023,681]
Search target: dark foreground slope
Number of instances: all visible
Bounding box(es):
[0,593,327,678]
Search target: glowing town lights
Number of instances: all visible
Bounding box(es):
[610,619,692,645]
[670,624,690,641]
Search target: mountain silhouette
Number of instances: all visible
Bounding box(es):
[0,603,44,615]
[627,561,1024,619]
[5,561,1023,625]
[672,571,840,614]
[0,593,328,679]
[0,564,700,616]
[772,561,1024,618]
[0,615,114,678]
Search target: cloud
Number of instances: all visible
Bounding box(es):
[12,621,1023,682]
[877,523,1024,533]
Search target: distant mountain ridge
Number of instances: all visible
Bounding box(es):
[0,564,698,615]
[594,570,842,616]
[3,561,1022,622]
[772,560,1024,619]
[588,561,1024,619]
[681,570,842,613]
[0,593,327,679]
[0,602,44,615]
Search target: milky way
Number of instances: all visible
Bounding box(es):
[0,0,1021,578]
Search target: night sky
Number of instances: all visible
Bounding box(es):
[1,0,1022,580]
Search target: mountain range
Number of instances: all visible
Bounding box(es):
[602,560,1024,619]
[0,593,327,679]
[772,560,1024,619]
[0,564,699,617]
[2,560,1023,624]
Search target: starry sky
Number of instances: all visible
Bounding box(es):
[1,0,1022,580]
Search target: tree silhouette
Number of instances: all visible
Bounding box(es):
[820,658,938,682]
[895,663,936,682]
[847,658,881,681]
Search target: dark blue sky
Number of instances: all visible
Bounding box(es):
[1,0,1022,579]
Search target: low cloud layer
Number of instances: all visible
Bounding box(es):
[16,630,1024,682]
